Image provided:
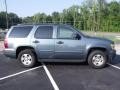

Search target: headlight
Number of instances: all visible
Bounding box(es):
[111,43,115,49]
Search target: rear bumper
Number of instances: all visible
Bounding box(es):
[108,49,116,62]
[3,49,16,58]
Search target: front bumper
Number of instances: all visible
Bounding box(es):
[108,49,116,62]
[4,49,16,58]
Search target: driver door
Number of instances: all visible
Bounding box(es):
[55,25,84,59]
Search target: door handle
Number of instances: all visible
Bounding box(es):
[57,41,64,44]
[32,40,39,43]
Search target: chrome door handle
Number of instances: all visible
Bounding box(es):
[57,41,64,44]
[32,40,39,43]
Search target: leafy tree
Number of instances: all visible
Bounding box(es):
[0,12,6,29]
[22,16,33,23]
[33,13,46,23]
[0,0,119,32]
[45,15,52,23]
[0,12,21,29]
[52,12,60,23]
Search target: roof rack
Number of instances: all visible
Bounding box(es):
[17,23,60,26]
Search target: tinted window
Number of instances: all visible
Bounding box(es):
[57,26,74,39]
[35,26,53,39]
[9,26,33,38]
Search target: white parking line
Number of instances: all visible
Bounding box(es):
[0,66,42,81]
[108,63,120,70]
[42,63,59,90]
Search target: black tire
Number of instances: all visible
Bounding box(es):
[88,50,107,69]
[18,49,37,68]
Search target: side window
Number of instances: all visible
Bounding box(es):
[57,26,74,39]
[35,26,53,39]
[9,26,33,38]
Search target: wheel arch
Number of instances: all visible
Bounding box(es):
[86,47,108,61]
[16,46,37,59]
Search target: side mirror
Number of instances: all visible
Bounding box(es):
[73,33,81,40]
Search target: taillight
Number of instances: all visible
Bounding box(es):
[4,37,8,48]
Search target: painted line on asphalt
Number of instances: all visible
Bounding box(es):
[42,63,59,90]
[108,63,120,70]
[0,66,42,81]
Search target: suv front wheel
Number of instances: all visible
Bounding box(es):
[18,49,37,68]
[88,50,107,69]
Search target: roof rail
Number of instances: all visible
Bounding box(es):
[16,23,61,26]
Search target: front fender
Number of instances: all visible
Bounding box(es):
[85,43,110,59]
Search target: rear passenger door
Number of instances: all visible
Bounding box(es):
[32,26,54,59]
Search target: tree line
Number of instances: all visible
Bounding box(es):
[0,0,120,32]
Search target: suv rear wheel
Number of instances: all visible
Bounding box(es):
[18,49,37,68]
[88,50,107,69]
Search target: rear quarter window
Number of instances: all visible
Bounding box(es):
[9,26,33,38]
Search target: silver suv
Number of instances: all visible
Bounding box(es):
[4,24,116,68]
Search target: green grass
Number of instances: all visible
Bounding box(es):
[82,31,120,44]
[101,36,120,44]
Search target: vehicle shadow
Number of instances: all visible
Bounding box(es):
[43,62,88,66]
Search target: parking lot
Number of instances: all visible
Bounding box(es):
[0,41,120,90]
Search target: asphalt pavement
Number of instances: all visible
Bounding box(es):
[0,43,120,90]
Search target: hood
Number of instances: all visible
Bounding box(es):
[85,35,113,43]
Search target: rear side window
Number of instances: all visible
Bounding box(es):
[35,26,53,39]
[9,26,33,38]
